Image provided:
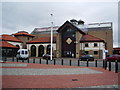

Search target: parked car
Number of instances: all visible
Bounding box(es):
[16,49,29,60]
[80,55,94,61]
[42,54,54,60]
[106,54,120,62]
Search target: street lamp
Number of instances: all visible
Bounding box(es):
[50,14,53,60]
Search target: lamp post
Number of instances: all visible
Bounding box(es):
[50,14,53,60]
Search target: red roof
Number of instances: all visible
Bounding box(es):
[2,34,22,43]
[13,32,35,37]
[0,41,19,48]
[27,37,56,44]
[80,34,104,42]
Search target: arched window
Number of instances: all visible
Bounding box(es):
[46,45,51,55]
[38,45,44,57]
[31,45,36,57]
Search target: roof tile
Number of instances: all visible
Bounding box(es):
[0,41,19,48]
[2,34,22,42]
[27,37,56,44]
[80,34,104,42]
[13,32,35,37]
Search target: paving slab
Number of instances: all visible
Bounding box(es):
[0,62,119,89]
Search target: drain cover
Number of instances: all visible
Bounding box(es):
[72,79,78,81]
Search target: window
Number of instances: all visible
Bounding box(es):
[94,51,98,55]
[85,51,89,54]
[94,43,98,47]
[85,43,89,47]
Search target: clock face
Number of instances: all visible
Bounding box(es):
[66,38,72,44]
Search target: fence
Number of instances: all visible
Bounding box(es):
[2,57,119,73]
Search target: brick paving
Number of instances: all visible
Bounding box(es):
[0,62,119,89]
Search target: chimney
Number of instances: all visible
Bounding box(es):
[70,19,78,25]
[78,19,84,25]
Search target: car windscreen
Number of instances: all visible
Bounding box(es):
[22,51,24,54]
[25,51,28,54]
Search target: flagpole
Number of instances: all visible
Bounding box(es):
[50,14,53,60]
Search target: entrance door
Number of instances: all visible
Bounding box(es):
[61,28,76,58]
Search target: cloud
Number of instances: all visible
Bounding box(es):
[1,2,118,46]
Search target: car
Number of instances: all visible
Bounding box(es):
[80,55,94,61]
[16,49,29,60]
[42,54,54,60]
[106,54,120,62]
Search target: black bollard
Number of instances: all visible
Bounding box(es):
[78,60,80,66]
[70,60,72,66]
[17,58,18,62]
[115,60,118,73]
[109,61,111,71]
[46,59,48,64]
[54,59,56,65]
[103,60,105,68]
[87,59,89,67]
[12,57,14,62]
[4,57,7,62]
[33,58,35,63]
[39,58,41,64]
[28,58,29,63]
[95,60,97,67]
[104,60,107,70]
[61,59,63,65]
[22,59,24,62]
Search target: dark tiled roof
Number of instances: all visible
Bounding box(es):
[27,37,56,44]
[80,34,104,42]
[2,34,22,43]
[0,41,18,48]
[57,21,86,35]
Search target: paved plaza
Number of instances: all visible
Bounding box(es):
[0,62,119,89]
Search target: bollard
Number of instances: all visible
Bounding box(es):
[70,60,72,66]
[61,59,63,65]
[109,61,111,71]
[103,60,105,68]
[28,58,29,63]
[17,58,18,62]
[54,59,56,65]
[87,59,89,67]
[12,57,14,62]
[22,59,24,62]
[78,60,80,66]
[33,58,35,63]
[104,60,107,70]
[4,57,7,62]
[95,60,97,67]
[39,58,41,64]
[46,59,48,64]
[115,60,118,73]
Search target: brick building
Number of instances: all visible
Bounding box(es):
[27,19,113,59]
[1,19,113,59]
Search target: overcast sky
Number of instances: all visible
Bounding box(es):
[1,0,119,47]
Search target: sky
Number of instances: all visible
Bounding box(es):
[0,0,119,47]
